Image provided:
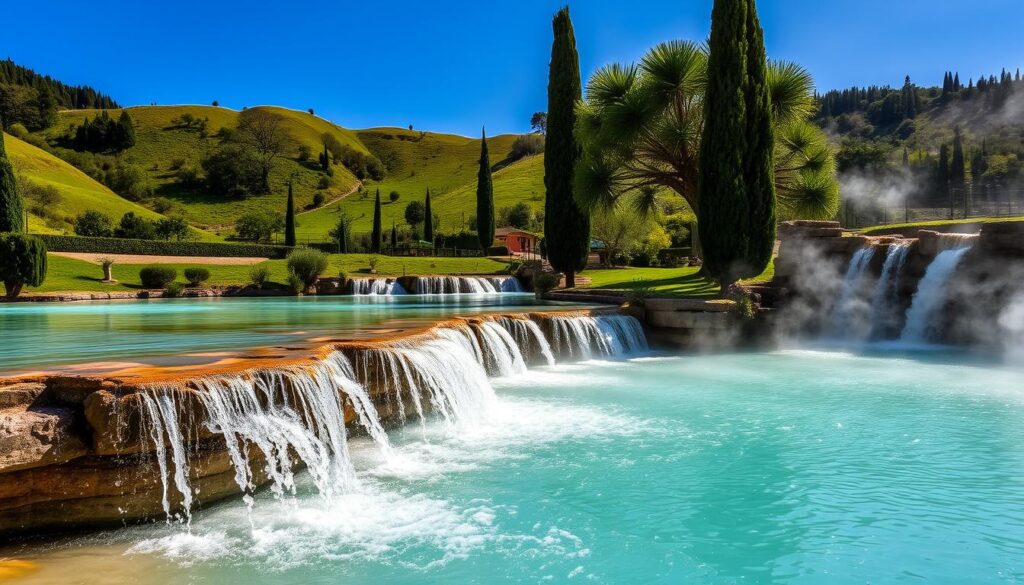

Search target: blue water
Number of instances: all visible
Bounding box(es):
[0,295,580,373]
[11,349,1024,584]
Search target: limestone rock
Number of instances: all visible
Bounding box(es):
[0,383,46,409]
[0,407,87,473]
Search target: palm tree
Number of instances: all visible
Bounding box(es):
[576,41,838,220]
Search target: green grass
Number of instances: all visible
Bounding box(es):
[579,259,775,298]
[860,215,1024,234]
[29,254,513,294]
[39,106,362,233]
[296,129,541,239]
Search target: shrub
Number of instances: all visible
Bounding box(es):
[115,212,156,240]
[183,267,211,287]
[497,202,534,229]
[533,272,559,297]
[74,210,114,237]
[164,281,185,298]
[367,255,380,272]
[154,217,190,241]
[235,212,284,242]
[175,164,202,188]
[286,248,329,289]
[202,144,263,198]
[0,234,47,298]
[297,145,312,162]
[389,190,400,203]
[249,264,271,288]
[508,134,545,161]
[139,266,177,288]
[37,235,293,258]
[286,272,304,294]
[151,197,175,214]
[317,176,330,189]
[312,192,326,207]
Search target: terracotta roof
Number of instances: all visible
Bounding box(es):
[495,227,540,237]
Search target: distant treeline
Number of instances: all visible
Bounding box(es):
[0,59,119,131]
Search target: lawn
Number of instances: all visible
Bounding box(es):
[860,215,1024,235]
[27,254,513,294]
[579,260,775,298]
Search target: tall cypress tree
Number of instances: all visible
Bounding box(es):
[424,187,434,244]
[284,180,296,246]
[697,0,776,288]
[543,6,590,287]
[371,188,382,253]
[950,127,966,188]
[390,224,397,249]
[476,129,495,251]
[0,133,23,233]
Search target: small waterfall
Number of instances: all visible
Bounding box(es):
[868,242,911,339]
[130,312,647,522]
[548,314,649,360]
[827,246,877,337]
[899,239,974,343]
[414,276,522,294]
[350,278,406,295]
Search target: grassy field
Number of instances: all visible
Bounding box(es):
[4,133,219,238]
[39,106,362,233]
[28,254,513,294]
[580,260,775,298]
[296,129,540,238]
[860,215,1024,235]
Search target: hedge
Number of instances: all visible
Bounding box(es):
[37,235,294,259]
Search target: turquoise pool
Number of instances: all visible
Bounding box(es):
[0,295,581,374]
[8,349,1024,584]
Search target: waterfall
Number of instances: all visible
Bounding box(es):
[868,242,911,339]
[826,246,876,337]
[350,278,406,295]
[414,276,523,294]
[130,312,647,522]
[899,240,974,343]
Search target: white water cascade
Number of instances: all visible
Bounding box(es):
[350,278,407,295]
[827,246,877,337]
[899,238,975,343]
[131,313,647,522]
[415,276,524,294]
[868,242,912,339]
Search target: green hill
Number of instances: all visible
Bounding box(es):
[32,106,548,242]
[296,128,544,237]
[4,132,217,238]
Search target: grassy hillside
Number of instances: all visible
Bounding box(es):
[4,133,218,238]
[296,128,544,238]
[40,105,362,234]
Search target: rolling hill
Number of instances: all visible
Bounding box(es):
[3,132,216,239]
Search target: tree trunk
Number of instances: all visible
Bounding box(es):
[4,280,23,299]
[564,269,575,288]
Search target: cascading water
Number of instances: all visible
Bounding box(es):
[414,276,523,294]
[868,242,911,339]
[350,278,407,295]
[899,237,975,343]
[131,313,647,522]
[826,246,876,337]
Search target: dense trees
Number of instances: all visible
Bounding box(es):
[0,59,116,131]
[404,200,425,237]
[0,59,117,110]
[697,0,776,286]
[72,110,136,152]
[0,134,23,233]
[476,129,495,251]
[544,6,590,287]
[202,144,263,198]
[235,212,284,242]
[236,109,293,192]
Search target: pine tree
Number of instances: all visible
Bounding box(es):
[697,0,776,287]
[390,224,397,249]
[937,143,950,188]
[0,133,23,233]
[475,129,495,251]
[319,143,329,171]
[424,187,434,243]
[371,188,382,253]
[902,75,916,118]
[543,6,590,287]
[953,72,961,92]
[335,214,348,254]
[284,181,296,246]
[117,111,136,149]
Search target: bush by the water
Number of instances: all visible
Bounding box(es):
[248,264,271,289]
[139,266,177,288]
[183,267,210,287]
[164,281,185,297]
[38,234,292,259]
[286,248,329,289]
[533,272,559,297]
[0,233,47,298]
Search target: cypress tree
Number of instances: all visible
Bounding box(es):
[371,188,382,253]
[937,143,950,189]
[0,133,23,233]
[697,0,776,288]
[950,127,966,188]
[390,224,397,249]
[543,6,590,287]
[476,129,495,251]
[284,180,296,246]
[335,214,348,254]
[424,187,434,243]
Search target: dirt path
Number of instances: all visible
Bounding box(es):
[53,252,268,265]
[296,182,362,216]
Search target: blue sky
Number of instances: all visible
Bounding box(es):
[6,0,1023,136]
